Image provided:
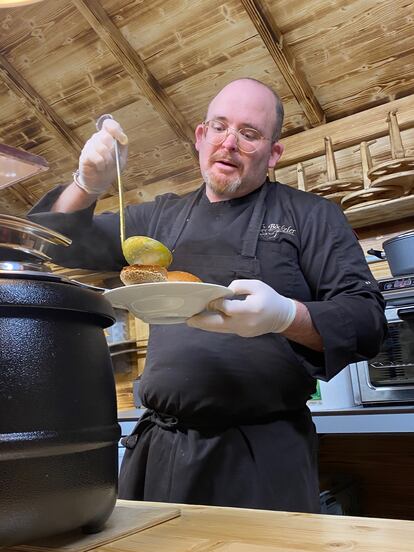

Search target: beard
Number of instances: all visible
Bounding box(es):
[202,168,242,197]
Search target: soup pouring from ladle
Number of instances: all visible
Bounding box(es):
[95,114,172,268]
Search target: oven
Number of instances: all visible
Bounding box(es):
[350,275,414,405]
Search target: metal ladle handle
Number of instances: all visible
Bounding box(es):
[96,114,126,245]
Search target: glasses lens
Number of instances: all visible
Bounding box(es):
[203,121,258,153]
[238,128,261,153]
[204,120,226,145]
[237,139,256,153]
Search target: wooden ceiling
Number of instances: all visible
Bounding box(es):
[0,0,413,228]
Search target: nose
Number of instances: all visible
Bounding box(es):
[221,129,238,150]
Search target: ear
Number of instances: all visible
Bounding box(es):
[195,124,204,152]
[268,141,284,168]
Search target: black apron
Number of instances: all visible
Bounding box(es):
[119,182,320,512]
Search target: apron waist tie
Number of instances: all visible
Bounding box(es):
[120,409,179,449]
[121,408,307,449]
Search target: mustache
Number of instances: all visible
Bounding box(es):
[211,154,241,167]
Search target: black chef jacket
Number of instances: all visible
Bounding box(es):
[28,180,386,512]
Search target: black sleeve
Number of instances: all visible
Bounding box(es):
[27,185,155,271]
[297,199,387,381]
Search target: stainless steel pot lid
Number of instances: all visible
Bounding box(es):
[0,260,80,283]
[0,244,51,262]
[0,214,71,262]
[0,214,71,245]
[0,260,107,290]
[0,260,49,272]
[0,260,59,281]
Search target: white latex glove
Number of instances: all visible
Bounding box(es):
[187,279,297,337]
[74,118,128,196]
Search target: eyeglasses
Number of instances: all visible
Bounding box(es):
[202,119,271,153]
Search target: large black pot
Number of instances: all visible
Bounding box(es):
[0,275,121,546]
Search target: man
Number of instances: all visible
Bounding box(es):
[28,78,386,512]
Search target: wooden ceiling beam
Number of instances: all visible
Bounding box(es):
[240,0,325,127]
[278,94,414,169]
[97,187,139,213]
[0,53,83,157]
[10,183,36,207]
[7,187,32,209]
[72,0,198,161]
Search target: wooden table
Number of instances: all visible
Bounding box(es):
[70,499,414,552]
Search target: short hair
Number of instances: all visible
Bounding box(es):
[208,78,285,142]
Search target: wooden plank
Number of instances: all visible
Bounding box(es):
[7,186,33,208]
[92,499,414,552]
[13,504,180,552]
[345,193,414,228]
[0,187,29,216]
[96,165,201,213]
[357,218,414,240]
[0,53,82,157]
[367,260,392,280]
[272,0,414,120]
[240,0,325,127]
[278,94,414,168]
[72,0,198,160]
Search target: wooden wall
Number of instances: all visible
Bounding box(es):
[112,316,148,411]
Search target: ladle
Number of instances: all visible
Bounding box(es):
[95,114,172,268]
[95,114,126,244]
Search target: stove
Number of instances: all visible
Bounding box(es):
[378,274,414,295]
[349,274,414,405]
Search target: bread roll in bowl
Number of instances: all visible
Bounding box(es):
[166,271,202,283]
[120,264,168,286]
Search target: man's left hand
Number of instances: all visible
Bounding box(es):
[187,279,297,337]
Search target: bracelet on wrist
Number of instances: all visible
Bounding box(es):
[72,170,102,197]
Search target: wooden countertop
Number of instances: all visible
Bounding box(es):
[93,500,414,552]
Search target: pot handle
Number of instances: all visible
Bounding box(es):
[367,248,386,260]
[397,307,414,320]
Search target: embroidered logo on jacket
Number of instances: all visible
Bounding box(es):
[259,223,296,241]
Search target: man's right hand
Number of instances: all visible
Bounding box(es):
[76,118,128,196]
